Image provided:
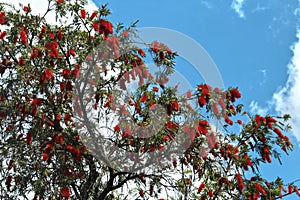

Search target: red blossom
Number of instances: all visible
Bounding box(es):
[224,115,233,125]
[20,31,27,44]
[32,98,43,106]
[80,10,86,19]
[44,69,54,80]
[62,69,71,78]
[273,128,285,139]
[230,88,241,99]
[138,49,145,57]
[0,31,7,39]
[254,183,267,196]
[26,132,32,144]
[140,94,148,103]
[236,173,245,192]
[198,120,209,135]
[99,19,113,39]
[114,125,120,132]
[198,96,207,107]
[42,153,49,161]
[90,11,98,20]
[153,87,159,92]
[69,49,76,57]
[49,32,55,39]
[0,12,5,25]
[60,187,71,198]
[56,0,64,4]
[198,183,205,193]
[45,41,59,58]
[288,185,293,194]
[57,28,63,40]
[171,100,179,111]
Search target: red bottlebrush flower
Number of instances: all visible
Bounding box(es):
[254,183,267,196]
[32,98,43,106]
[198,84,211,95]
[23,6,29,12]
[44,69,54,80]
[45,41,59,58]
[288,185,293,194]
[90,11,98,20]
[212,102,220,114]
[49,32,55,39]
[62,69,71,78]
[153,87,159,92]
[0,31,7,39]
[20,30,27,44]
[60,187,71,198]
[237,120,243,125]
[57,28,63,40]
[69,49,76,57]
[172,158,177,168]
[140,94,148,103]
[139,190,144,197]
[18,58,25,66]
[56,0,64,4]
[236,173,245,192]
[56,114,61,121]
[26,132,32,144]
[266,117,276,123]
[99,19,113,39]
[198,96,207,107]
[92,21,99,31]
[138,49,145,57]
[198,120,209,135]
[230,88,241,98]
[6,176,12,190]
[198,183,205,193]
[224,115,233,125]
[114,125,120,132]
[80,10,86,19]
[274,128,284,138]
[171,100,179,111]
[42,153,49,161]
[0,12,5,25]
[208,190,213,197]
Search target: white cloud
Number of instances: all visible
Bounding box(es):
[231,0,246,18]
[249,101,268,116]
[273,30,300,141]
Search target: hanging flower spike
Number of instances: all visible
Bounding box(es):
[0,12,5,25]
[60,187,71,198]
[90,11,98,20]
[80,10,86,19]
[236,173,245,192]
[99,19,113,39]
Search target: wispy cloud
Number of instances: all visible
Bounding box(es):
[231,0,246,18]
[273,30,300,141]
[249,101,268,116]
[200,1,213,9]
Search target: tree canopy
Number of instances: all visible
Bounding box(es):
[0,0,298,199]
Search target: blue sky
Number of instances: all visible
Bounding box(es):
[91,0,300,198]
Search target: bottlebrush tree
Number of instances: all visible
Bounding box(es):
[0,0,299,199]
